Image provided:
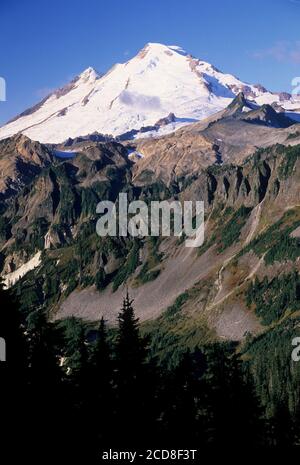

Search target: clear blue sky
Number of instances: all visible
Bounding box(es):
[1,0,300,125]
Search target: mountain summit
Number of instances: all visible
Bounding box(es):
[0,42,299,143]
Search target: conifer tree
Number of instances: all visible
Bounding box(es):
[63,316,93,459]
[64,316,89,392]
[116,292,146,375]
[115,292,152,446]
[26,310,64,456]
[203,343,265,447]
[90,317,114,442]
[0,282,28,458]
[160,350,200,445]
[271,400,295,447]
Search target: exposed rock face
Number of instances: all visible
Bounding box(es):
[1,99,300,347]
[155,112,176,127]
[0,134,53,200]
[132,131,217,185]
[241,104,294,128]
[0,137,132,280]
[254,84,268,93]
[276,91,292,102]
[53,143,300,342]
[129,97,300,185]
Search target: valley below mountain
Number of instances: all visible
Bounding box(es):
[1,46,300,425]
[2,96,300,342]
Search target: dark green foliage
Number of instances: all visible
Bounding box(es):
[270,401,296,447]
[0,285,29,459]
[112,240,140,291]
[95,268,106,291]
[64,317,87,369]
[30,217,49,250]
[81,274,94,287]
[202,343,265,447]
[0,216,11,241]
[114,293,157,446]
[246,271,300,325]
[60,259,79,294]
[14,277,45,315]
[159,350,202,443]
[3,286,300,454]
[219,205,252,251]
[197,205,252,256]
[165,292,189,318]
[265,235,300,264]
[44,273,60,302]
[141,291,213,369]
[287,131,300,141]
[137,237,162,284]
[116,292,147,371]
[242,317,300,421]
[26,309,62,392]
[53,164,81,224]
[241,209,300,265]
[138,268,160,283]
[80,187,101,217]
[89,318,114,442]
[0,252,4,273]
[278,145,300,179]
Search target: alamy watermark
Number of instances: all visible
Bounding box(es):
[292,77,300,97]
[292,337,300,362]
[0,76,6,101]
[96,193,204,248]
[0,337,6,362]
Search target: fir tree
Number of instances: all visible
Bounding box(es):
[203,343,265,447]
[116,292,146,375]
[0,282,28,459]
[90,317,114,442]
[115,292,152,446]
[26,310,77,460]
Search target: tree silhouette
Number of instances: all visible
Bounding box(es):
[115,292,154,446]
[90,317,114,444]
[0,281,28,459]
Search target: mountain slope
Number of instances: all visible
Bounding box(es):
[1,43,300,143]
[0,134,53,201]
[1,131,300,340]
[130,95,300,185]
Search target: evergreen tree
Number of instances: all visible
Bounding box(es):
[271,400,295,447]
[115,292,153,446]
[63,316,93,459]
[203,343,265,448]
[160,350,204,445]
[116,292,146,375]
[26,309,69,460]
[90,317,114,443]
[0,282,28,459]
[64,316,89,396]
[292,394,300,446]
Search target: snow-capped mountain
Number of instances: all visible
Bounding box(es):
[1,42,299,143]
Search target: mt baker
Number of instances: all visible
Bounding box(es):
[1,42,300,143]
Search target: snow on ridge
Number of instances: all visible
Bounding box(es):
[3,251,42,289]
[0,43,298,144]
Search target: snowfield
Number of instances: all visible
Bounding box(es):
[0,42,299,143]
[3,251,42,289]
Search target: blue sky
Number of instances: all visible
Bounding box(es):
[1,0,300,125]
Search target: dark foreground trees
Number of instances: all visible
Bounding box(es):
[1,284,299,459]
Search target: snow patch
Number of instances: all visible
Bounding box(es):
[3,251,42,289]
[0,42,297,144]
